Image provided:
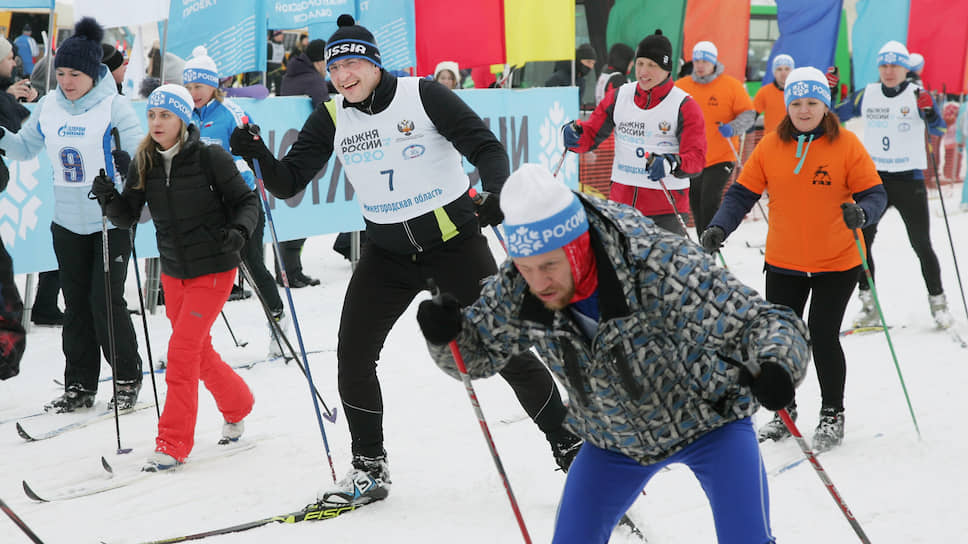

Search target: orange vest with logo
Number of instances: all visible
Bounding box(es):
[753,83,787,134]
[676,74,753,166]
[738,130,882,272]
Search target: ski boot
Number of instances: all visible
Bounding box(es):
[142,451,181,472]
[318,452,391,506]
[267,309,290,359]
[44,383,96,413]
[219,419,245,445]
[757,405,797,443]
[812,407,845,453]
[929,293,954,329]
[108,380,141,411]
[851,290,878,328]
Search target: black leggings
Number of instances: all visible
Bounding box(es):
[858,174,943,296]
[689,161,734,237]
[241,206,283,313]
[766,268,858,411]
[337,230,567,457]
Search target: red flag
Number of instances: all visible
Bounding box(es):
[682,0,751,81]
[907,0,968,93]
[414,0,505,77]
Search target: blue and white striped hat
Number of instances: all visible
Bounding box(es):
[784,67,831,108]
[692,41,718,64]
[908,52,924,72]
[877,40,910,68]
[183,46,219,87]
[772,54,795,71]
[147,84,194,126]
[501,164,588,258]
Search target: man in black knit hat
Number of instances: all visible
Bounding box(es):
[231,13,580,507]
[561,29,706,236]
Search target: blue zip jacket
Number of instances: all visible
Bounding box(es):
[192,98,255,189]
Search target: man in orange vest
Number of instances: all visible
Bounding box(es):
[676,41,755,238]
[753,54,794,134]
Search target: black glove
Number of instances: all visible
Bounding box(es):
[416,292,462,345]
[700,226,725,253]
[0,157,8,193]
[475,191,504,227]
[229,125,272,161]
[111,149,131,179]
[742,361,795,411]
[840,202,865,229]
[90,169,119,206]
[222,226,247,254]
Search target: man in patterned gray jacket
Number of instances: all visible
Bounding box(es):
[416,164,810,543]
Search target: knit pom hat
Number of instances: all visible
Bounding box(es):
[772,54,795,72]
[325,14,381,69]
[877,40,909,68]
[146,84,194,127]
[501,164,589,258]
[635,30,672,72]
[908,52,924,71]
[692,41,718,64]
[306,39,327,63]
[101,44,124,72]
[0,38,11,61]
[784,67,831,108]
[434,61,460,82]
[55,17,104,81]
[183,46,219,87]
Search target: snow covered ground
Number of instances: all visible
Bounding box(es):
[1,178,966,543]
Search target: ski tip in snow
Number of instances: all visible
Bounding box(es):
[101,456,114,475]
[16,422,35,442]
[22,480,48,502]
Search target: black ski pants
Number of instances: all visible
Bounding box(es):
[766,267,859,412]
[52,223,142,392]
[689,161,734,238]
[337,229,567,458]
[857,174,943,296]
[241,205,283,314]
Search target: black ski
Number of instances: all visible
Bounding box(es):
[16,403,153,442]
[106,501,368,543]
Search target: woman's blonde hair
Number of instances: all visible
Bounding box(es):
[132,121,189,189]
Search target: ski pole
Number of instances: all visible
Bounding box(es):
[851,228,921,438]
[552,147,568,177]
[0,497,44,544]
[113,127,161,420]
[427,279,532,544]
[921,118,968,322]
[776,409,872,544]
[220,311,248,348]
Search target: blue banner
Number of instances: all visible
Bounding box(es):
[0,0,53,7]
[267,0,352,29]
[851,0,911,90]
[165,0,268,77]
[764,0,843,85]
[3,87,578,274]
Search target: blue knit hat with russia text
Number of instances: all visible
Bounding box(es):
[784,67,831,108]
[183,46,219,87]
[877,41,909,68]
[500,164,588,258]
[147,84,194,127]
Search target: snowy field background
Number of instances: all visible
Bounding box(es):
[1,148,966,541]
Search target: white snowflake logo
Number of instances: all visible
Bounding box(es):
[507,226,543,256]
[538,101,576,180]
[0,159,44,248]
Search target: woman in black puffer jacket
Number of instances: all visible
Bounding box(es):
[92,84,259,472]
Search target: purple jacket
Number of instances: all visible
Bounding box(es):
[279,53,329,109]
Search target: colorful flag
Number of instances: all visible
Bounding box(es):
[414,0,504,76]
[851,0,910,89]
[683,0,750,82]
[504,0,574,66]
[607,0,687,77]
[907,0,968,93]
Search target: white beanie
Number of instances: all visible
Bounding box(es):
[877,40,909,68]
[772,54,795,71]
[183,46,219,87]
[784,67,831,108]
[434,61,460,83]
[0,38,11,61]
[147,84,194,126]
[908,52,924,71]
[500,164,589,258]
[692,41,718,63]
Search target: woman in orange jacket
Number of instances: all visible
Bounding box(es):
[699,67,887,453]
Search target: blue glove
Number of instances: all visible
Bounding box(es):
[718,123,734,138]
[562,121,582,149]
[648,154,667,181]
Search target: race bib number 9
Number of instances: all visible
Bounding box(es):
[59,147,85,183]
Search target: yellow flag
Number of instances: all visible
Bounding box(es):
[504,0,575,66]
